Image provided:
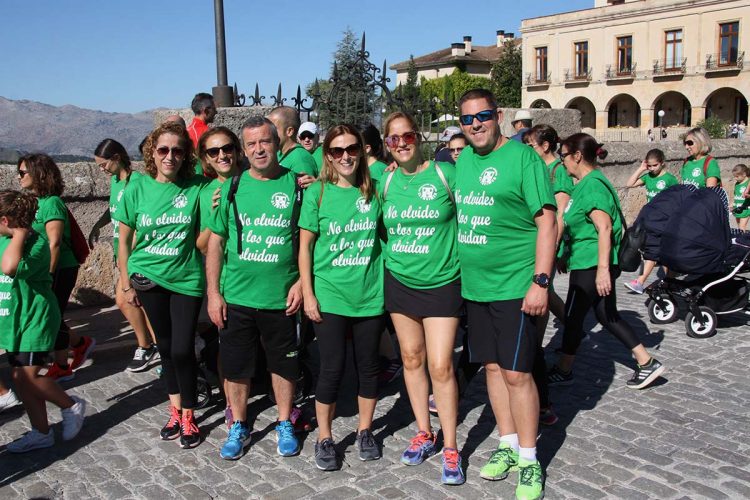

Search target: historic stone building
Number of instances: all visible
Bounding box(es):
[520,0,748,135]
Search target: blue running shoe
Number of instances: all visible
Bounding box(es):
[401,430,437,465]
[441,448,466,485]
[220,422,252,460]
[275,420,300,456]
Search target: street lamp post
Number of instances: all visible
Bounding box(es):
[658,110,666,141]
[212,0,234,107]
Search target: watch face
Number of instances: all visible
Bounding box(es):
[535,274,550,286]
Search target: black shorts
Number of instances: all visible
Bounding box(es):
[8,351,49,367]
[465,299,539,373]
[219,303,299,381]
[385,269,464,318]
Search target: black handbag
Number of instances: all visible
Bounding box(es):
[595,179,644,272]
[130,273,157,291]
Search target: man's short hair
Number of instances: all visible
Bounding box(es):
[240,115,280,147]
[269,106,301,136]
[458,88,498,112]
[191,92,215,115]
[449,133,467,144]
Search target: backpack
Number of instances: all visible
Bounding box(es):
[65,208,90,265]
[382,162,454,202]
[592,178,644,273]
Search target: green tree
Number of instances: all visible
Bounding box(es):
[400,55,422,114]
[490,43,522,107]
[697,116,729,139]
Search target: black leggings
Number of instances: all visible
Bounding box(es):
[52,266,79,351]
[561,267,641,356]
[314,313,384,405]
[137,285,202,409]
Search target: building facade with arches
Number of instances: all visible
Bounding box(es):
[520,0,749,136]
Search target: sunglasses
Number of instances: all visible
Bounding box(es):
[449,147,464,154]
[155,146,186,158]
[683,140,694,146]
[384,131,419,149]
[205,143,235,158]
[459,109,496,126]
[17,169,28,178]
[299,132,315,141]
[328,143,361,159]
[559,151,573,160]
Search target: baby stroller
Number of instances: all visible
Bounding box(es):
[195,324,222,409]
[637,185,750,338]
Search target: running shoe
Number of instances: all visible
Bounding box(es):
[61,396,86,440]
[547,365,573,387]
[0,389,20,413]
[126,345,158,373]
[7,429,54,453]
[627,358,665,389]
[401,430,437,465]
[356,428,381,461]
[624,279,645,294]
[70,336,96,370]
[539,406,559,426]
[179,409,201,449]
[290,406,313,433]
[275,420,300,456]
[378,360,403,384]
[516,458,544,500]
[160,405,181,440]
[480,441,519,481]
[45,362,74,382]
[314,438,338,471]
[428,394,438,415]
[441,448,466,485]
[220,421,252,460]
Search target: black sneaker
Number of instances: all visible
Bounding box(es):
[160,405,181,440]
[126,345,158,373]
[547,365,574,386]
[356,429,381,461]
[627,358,665,389]
[315,438,338,471]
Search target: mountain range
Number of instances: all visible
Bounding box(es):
[0,96,155,162]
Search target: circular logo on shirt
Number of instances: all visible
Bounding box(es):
[356,196,372,214]
[417,183,437,201]
[692,168,701,178]
[117,189,124,202]
[564,198,574,213]
[271,192,290,210]
[479,167,497,186]
[656,180,666,190]
[172,193,188,209]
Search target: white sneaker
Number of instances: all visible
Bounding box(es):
[7,429,54,453]
[61,396,86,440]
[0,389,21,413]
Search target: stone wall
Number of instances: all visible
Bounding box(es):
[501,108,582,141]
[153,106,274,137]
[4,139,749,307]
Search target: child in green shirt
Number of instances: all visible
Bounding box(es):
[731,164,750,231]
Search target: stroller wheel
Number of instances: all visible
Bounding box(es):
[195,377,212,409]
[647,295,678,324]
[685,306,717,339]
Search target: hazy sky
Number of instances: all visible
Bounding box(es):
[0,0,592,113]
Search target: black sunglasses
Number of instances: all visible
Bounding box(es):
[328,143,361,159]
[683,140,694,146]
[17,169,28,177]
[559,151,573,160]
[459,109,495,126]
[155,146,185,158]
[299,132,316,141]
[205,143,236,158]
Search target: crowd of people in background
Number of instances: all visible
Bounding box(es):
[3,87,750,500]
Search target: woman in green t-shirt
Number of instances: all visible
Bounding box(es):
[731,164,750,230]
[299,124,385,471]
[680,127,721,188]
[379,112,465,485]
[0,190,86,452]
[17,154,95,381]
[116,121,206,449]
[549,134,665,390]
[362,124,389,183]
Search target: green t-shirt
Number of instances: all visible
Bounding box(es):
[278,145,318,177]
[312,146,323,173]
[642,172,678,202]
[455,141,556,302]
[298,181,384,316]
[194,159,204,176]
[548,159,574,196]
[208,168,299,309]
[110,171,144,259]
[681,157,721,188]
[199,177,224,231]
[0,232,60,352]
[734,179,750,217]
[380,161,459,289]
[562,170,623,270]
[32,195,78,270]
[369,160,389,183]
[115,175,207,297]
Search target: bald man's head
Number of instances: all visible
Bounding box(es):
[268,106,300,148]
[164,114,186,128]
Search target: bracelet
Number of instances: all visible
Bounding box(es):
[122,286,133,293]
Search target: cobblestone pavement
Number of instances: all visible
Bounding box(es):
[1,270,749,499]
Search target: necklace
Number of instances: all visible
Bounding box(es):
[401,162,427,190]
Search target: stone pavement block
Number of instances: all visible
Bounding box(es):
[718,465,750,482]
[672,462,720,481]
[680,480,730,499]
[262,482,315,499]
[139,483,180,500]
[118,466,154,486]
[377,486,406,498]
[630,476,680,498]
[555,479,608,499]
[703,446,750,467]
[94,481,133,499]
[177,483,212,499]
[558,464,611,488]
[159,464,193,485]
[628,446,674,466]
[723,480,750,497]
[592,462,636,483]
[20,481,57,499]
[309,486,361,500]
[636,464,683,484]
[603,484,652,500]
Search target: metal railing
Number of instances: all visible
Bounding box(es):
[652,58,687,75]
[705,51,744,71]
[524,72,551,86]
[564,67,592,82]
[604,63,637,80]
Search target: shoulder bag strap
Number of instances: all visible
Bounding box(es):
[382,169,396,201]
[432,162,455,204]
[593,177,628,232]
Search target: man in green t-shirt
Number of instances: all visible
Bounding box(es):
[455,89,556,500]
[297,121,323,172]
[206,116,303,461]
[268,106,318,184]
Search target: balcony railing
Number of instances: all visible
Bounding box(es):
[705,51,744,71]
[653,58,686,75]
[524,72,551,86]
[604,63,637,80]
[564,67,592,82]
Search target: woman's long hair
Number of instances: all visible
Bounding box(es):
[321,124,374,202]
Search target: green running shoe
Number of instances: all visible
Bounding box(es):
[516,458,544,500]
[480,441,519,480]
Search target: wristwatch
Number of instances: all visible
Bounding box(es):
[532,273,550,288]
